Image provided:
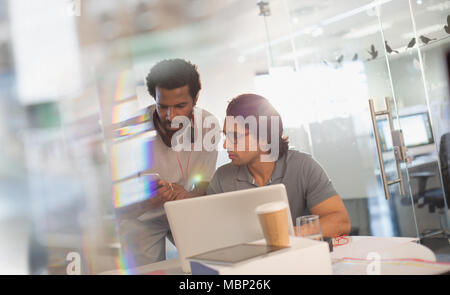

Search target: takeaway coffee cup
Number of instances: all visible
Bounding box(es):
[255,201,290,247]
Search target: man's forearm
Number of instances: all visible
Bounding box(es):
[116,181,211,221]
[319,212,351,238]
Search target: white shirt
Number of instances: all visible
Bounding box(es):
[138,105,219,221]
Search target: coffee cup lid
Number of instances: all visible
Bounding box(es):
[255,201,287,214]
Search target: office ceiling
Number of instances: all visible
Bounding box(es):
[78,0,450,71]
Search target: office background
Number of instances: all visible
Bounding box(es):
[0,0,449,274]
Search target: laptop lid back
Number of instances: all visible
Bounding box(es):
[164,184,293,273]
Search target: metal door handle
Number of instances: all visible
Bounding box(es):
[369,97,406,200]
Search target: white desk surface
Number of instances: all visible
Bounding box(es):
[99,236,450,275]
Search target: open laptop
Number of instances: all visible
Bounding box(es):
[164,184,294,273]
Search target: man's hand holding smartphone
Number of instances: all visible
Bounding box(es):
[115,172,192,219]
[140,173,191,208]
[149,180,191,208]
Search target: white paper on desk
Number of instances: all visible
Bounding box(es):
[331,237,419,260]
[333,259,450,275]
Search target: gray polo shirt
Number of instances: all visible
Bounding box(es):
[206,150,338,225]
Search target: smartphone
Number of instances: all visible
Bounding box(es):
[140,172,165,191]
[138,172,161,180]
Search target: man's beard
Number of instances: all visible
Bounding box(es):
[161,110,193,134]
[153,109,194,145]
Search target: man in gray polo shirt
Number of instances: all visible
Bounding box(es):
[207,94,350,238]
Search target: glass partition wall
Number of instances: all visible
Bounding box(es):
[259,0,450,239]
[2,0,450,275]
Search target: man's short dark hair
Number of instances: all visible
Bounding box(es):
[226,93,289,159]
[146,59,201,101]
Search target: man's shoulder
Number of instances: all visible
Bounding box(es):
[195,107,218,122]
[284,150,320,175]
[215,162,239,177]
[196,106,215,116]
[285,150,326,177]
[285,149,313,163]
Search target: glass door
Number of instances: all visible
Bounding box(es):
[258,0,450,238]
[378,0,450,238]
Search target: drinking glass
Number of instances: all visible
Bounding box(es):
[296,215,323,241]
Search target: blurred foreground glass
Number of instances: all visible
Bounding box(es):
[296,215,323,241]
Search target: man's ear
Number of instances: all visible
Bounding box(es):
[193,93,199,106]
